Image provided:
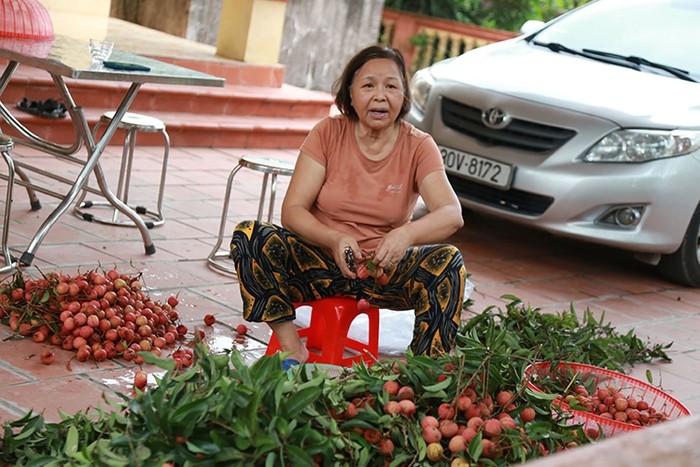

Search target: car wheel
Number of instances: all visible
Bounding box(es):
[657,202,700,287]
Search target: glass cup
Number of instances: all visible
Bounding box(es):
[88,39,114,67]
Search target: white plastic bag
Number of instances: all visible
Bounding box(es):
[293,279,474,356]
[293,306,413,356]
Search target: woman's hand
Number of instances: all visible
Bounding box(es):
[333,236,363,279]
[373,226,411,271]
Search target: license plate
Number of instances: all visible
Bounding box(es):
[439,145,514,189]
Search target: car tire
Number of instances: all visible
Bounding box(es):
[658,201,700,287]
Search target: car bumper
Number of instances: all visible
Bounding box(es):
[447,154,700,254]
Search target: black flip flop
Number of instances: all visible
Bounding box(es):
[16,98,67,119]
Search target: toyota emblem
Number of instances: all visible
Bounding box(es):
[481,107,511,129]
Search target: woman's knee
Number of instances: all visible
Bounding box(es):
[445,244,464,266]
[230,220,265,262]
[422,243,464,274]
[232,219,260,238]
[231,220,277,243]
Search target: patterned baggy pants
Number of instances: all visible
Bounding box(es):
[230,220,466,357]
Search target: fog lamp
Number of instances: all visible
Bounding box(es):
[598,206,644,228]
[615,207,642,226]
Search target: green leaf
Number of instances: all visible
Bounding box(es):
[63,425,79,457]
[467,431,484,461]
[138,350,176,371]
[171,398,210,424]
[234,434,252,451]
[92,438,130,466]
[525,387,560,401]
[274,379,295,411]
[366,259,376,274]
[285,444,315,466]
[500,294,522,304]
[24,457,64,467]
[296,375,325,391]
[11,424,37,441]
[186,439,221,455]
[40,290,51,303]
[422,376,452,392]
[282,386,322,419]
[340,419,378,431]
[390,453,415,466]
[421,389,448,399]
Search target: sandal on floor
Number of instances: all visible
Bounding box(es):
[281,358,301,371]
[16,98,67,119]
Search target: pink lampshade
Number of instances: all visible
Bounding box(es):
[0,0,54,40]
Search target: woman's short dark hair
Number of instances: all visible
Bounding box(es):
[332,45,412,121]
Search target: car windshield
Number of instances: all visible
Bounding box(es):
[530,0,700,78]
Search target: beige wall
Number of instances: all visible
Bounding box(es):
[38,0,112,41]
[110,0,189,37]
[216,0,286,64]
[38,0,110,16]
[109,0,223,46]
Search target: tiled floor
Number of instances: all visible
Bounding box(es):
[0,8,699,430]
[1,142,700,425]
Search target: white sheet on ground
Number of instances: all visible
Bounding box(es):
[293,306,414,356]
[293,280,474,356]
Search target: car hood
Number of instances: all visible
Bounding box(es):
[433,40,700,128]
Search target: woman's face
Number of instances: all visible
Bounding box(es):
[350,58,405,132]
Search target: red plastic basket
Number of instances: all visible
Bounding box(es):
[524,361,691,437]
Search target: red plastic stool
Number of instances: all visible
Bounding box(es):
[265,297,380,367]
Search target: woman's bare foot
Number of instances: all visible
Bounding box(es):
[286,345,310,364]
[269,321,309,363]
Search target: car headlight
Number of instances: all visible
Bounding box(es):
[583,129,700,163]
[410,68,434,114]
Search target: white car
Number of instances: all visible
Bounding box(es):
[407,0,700,286]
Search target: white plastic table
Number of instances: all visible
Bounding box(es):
[0,34,224,274]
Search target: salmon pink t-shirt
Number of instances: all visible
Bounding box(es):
[299,115,445,252]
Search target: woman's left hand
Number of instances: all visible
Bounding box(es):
[373,227,410,270]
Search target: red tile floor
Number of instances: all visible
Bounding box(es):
[1,142,699,425]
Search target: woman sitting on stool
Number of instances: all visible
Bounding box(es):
[231,45,466,367]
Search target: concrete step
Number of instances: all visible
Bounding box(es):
[150,55,286,88]
[2,108,321,148]
[1,61,334,148]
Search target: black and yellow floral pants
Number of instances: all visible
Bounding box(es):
[230,220,467,357]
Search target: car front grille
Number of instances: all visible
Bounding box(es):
[447,174,553,216]
[441,97,576,153]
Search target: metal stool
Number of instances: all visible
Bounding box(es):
[207,155,295,275]
[74,111,170,229]
[1,135,16,269]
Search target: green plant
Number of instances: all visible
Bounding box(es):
[409,32,429,47]
[0,297,675,466]
[384,0,595,32]
[463,296,671,373]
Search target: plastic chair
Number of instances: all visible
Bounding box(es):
[265,297,380,367]
[207,155,295,275]
[74,111,170,229]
